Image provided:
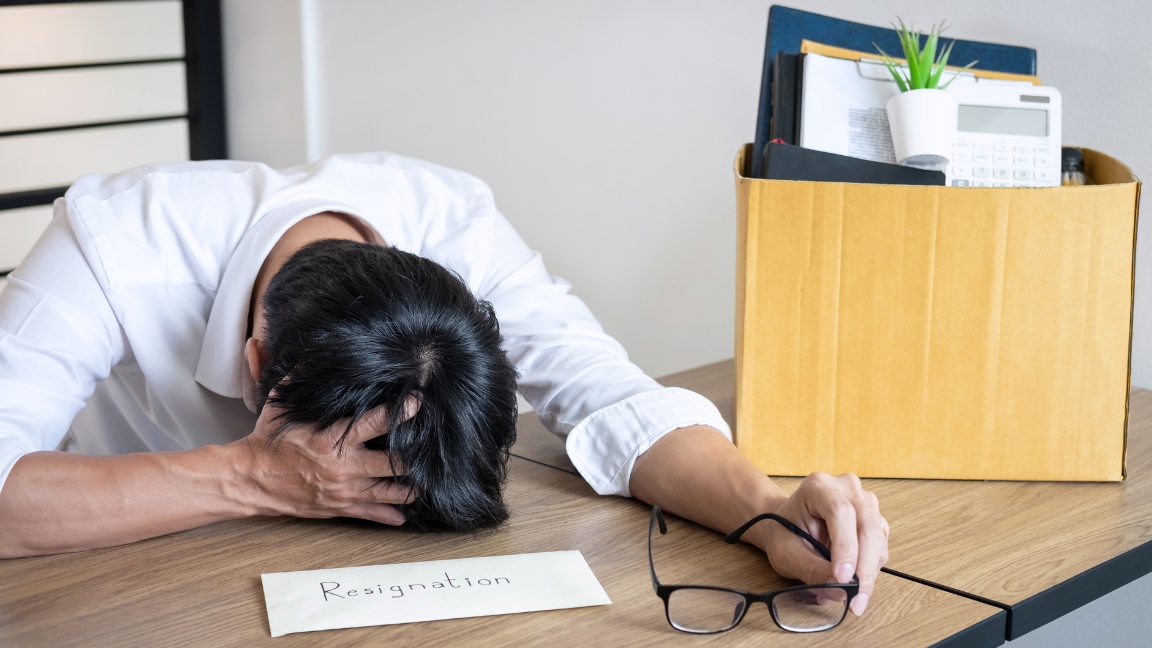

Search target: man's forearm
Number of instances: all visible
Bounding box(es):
[0,405,414,559]
[629,425,788,551]
[0,445,257,558]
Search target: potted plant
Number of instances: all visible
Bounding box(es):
[876,20,976,171]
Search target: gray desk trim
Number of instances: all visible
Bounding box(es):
[927,610,1007,648]
[1008,538,1152,639]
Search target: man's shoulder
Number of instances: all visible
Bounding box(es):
[66,159,268,203]
[63,153,494,210]
[59,160,283,290]
[320,152,494,204]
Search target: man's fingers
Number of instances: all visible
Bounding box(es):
[307,415,355,451]
[347,444,406,478]
[312,408,388,449]
[351,502,407,526]
[774,533,835,585]
[343,396,423,447]
[400,394,421,423]
[782,472,886,617]
[805,478,859,584]
[360,478,417,505]
[850,511,887,616]
[345,407,390,446]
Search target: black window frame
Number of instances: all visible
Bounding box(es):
[0,0,227,230]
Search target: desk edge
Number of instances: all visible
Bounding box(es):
[1009,538,1152,639]
[927,610,1007,648]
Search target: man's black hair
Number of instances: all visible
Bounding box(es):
[255,238,519,531]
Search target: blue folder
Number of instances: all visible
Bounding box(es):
[751,6,1038,178]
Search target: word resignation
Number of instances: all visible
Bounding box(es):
[320,572,511,600]
[261,551,611,637]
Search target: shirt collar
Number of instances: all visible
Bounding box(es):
[194,198,373,411]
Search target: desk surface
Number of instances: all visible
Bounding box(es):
[0,411,1003,647]
[515,360,1152,642]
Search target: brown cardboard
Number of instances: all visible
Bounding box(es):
[734,145,1141,481]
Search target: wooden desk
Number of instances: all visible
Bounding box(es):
[854,388,1152,640]
[514,360,1152,642]
[0,434,1002,646]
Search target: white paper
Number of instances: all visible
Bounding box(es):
[261,551,611,637]
[799,53,905,163]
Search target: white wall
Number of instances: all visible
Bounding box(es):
[221,0,310,168]
[312,1,759,379]
[224,0,1152,383]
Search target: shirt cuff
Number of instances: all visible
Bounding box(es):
[564,387,732,497]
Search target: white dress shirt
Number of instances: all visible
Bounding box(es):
[0,153,730,501]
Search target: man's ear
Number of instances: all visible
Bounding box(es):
[244,337,269,385]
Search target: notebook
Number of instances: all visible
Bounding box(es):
[761,141,945,186]
[769,52,802,145]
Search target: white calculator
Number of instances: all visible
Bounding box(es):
[944,83,1062,188]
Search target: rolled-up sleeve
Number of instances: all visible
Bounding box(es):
[478,206,730,498]
[0,205,125,495]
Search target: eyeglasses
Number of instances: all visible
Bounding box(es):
[647,506,859,634]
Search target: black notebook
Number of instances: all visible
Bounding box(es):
[769,52,802,146]
[762,142,945,186]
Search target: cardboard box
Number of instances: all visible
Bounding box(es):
[734,145,1141,481]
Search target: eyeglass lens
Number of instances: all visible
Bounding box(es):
[666,585,849,633]
[772,586,849,632]
[666,588,747,633]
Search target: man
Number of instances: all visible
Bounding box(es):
[0,153,887,616]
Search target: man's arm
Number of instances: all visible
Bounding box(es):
[0,404,411,558]
[416,185,888,615]
[0,446,250,557]
[630,425,888,617]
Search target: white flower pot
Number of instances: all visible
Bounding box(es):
[885,89,958,171]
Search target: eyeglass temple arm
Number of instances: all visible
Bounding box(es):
[722,513,833,562]
[648,506,668,593]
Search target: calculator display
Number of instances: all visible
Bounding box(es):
[958,105,1048,137]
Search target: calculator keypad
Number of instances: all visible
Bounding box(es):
[947,136,1060,188]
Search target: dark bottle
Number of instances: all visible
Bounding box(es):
[1062,147,1086,186]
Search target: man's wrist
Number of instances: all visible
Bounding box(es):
[739,489,789,553]
[630,424,791,554]
[213,439,273,518]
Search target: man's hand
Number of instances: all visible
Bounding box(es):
[760,472,888,617]
[231,401,415,526]
[629,426,889,619]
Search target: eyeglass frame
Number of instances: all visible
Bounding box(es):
[648,506,860,635]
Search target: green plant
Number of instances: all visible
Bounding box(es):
[874,19,977,92]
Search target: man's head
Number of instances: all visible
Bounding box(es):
[251,238,519,531]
